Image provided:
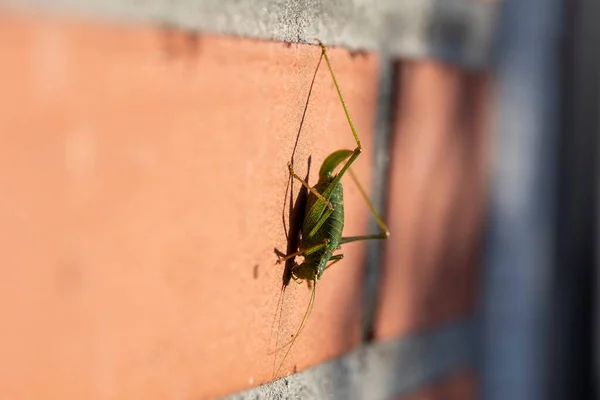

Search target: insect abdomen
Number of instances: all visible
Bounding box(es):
[302,178,344,276]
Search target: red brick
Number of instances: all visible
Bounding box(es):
[0,13,380,399]
[376,62,492,339]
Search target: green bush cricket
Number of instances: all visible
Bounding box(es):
[273,40,390,378]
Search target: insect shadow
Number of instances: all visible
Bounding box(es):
[274,156,312,289]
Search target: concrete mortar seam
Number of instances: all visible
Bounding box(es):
[224,317,477,400]
[2,0,498,68]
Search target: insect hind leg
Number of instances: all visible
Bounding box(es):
[316,39,362,150]
[312,40,363,198]
[314,39,389,243]
[339,168,390,244]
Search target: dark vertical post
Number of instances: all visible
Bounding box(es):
[551,0,599,398]
[482,0,564,399]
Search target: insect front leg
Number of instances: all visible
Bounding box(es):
[324,254,344,271]
[276,239,331,264]
[288,162,333,211]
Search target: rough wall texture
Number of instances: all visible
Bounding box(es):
[0,14,380,399]
[0,2,493,398]
[1,0,498,67]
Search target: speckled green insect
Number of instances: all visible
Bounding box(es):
[274,39,389,377]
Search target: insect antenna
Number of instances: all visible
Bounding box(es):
[271,280,317,379]
[280,51,323,240]
[268,283,288,375]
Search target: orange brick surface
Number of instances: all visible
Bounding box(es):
[0,14,380,399]
[376,63,491,339]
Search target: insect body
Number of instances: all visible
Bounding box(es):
[290,154,347,281]
[273,40,389,378]
[290,150,346,281]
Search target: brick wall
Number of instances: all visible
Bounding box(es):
[0,2,496,398]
